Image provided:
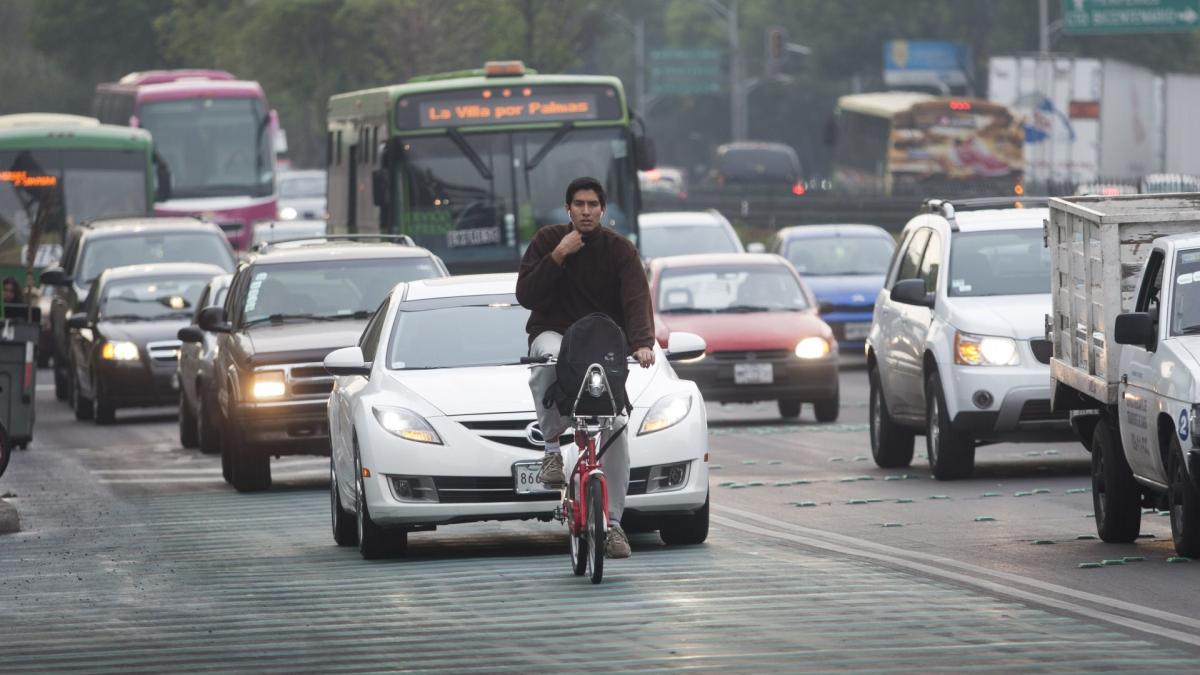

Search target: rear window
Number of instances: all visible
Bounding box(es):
[78,232,234,284]
[641,223,740,258]
[657,265,808,313]
[717,148,800,182]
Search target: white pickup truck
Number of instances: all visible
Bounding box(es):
[1048,193,1200,557]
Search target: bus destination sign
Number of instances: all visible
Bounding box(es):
[418,93,599,128]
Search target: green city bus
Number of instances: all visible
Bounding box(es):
[0,114,159,278]
[327,61,654,273]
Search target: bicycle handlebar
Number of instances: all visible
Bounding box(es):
[519,355,639,365]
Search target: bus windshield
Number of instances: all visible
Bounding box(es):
[138,97,273,200]
[399,126,634,267]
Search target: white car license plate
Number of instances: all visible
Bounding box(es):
[844,322,871,340]
[513,460,556,495]
[734,362,773,384]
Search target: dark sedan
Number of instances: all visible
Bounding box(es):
[67,263,226,424]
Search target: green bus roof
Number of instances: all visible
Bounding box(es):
[0,116,153,152]
[328,71,628,123]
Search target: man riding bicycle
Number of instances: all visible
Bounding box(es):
[516,176,654,560]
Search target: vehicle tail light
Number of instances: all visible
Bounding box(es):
[792,181,807,196]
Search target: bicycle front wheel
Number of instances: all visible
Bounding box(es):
[587,477,605,584]
[568,481,586,576]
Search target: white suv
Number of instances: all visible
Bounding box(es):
[865,198,1071,480]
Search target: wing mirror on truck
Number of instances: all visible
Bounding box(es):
[890,278,934,308]
[196,306,232,334]
[1114,312,1155,350]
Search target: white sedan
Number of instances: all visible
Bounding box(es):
[325,273,711,559]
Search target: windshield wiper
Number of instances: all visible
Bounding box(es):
[526,122,576,171]
[314,310,371,321]
[722,305,775,313]
[658,307,715,314]
[243,313,338,327]
[1179,324,1200,335]
[445,128,493,180]
[100,314,156,322]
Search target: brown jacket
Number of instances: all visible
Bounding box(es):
[516,224,654,351]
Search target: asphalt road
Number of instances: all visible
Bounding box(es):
[1,364,1198,671]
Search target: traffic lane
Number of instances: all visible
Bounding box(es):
[4,450,1197,671]
[704,368,1200,633]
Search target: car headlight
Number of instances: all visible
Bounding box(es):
[638,392,692,436]
[794,336,830,359]
[954,331,1018,366]
[373,406,443,444]
[279,206,298,220]
[251,370,285,399]
[100,341,139,361]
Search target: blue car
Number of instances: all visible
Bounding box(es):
[769,224,896,355]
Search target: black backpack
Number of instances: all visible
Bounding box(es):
[545,313,632,417]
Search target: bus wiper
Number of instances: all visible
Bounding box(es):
[527,122,575,171]
[446,128,492,180]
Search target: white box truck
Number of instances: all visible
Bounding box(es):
[1048,193,1200,557]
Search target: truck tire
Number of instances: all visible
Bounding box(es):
[1091,418,1140,543]
[869,364,914,468]
[1167,436,1200,557]
[926,372,975,480]
[659,494,710,545]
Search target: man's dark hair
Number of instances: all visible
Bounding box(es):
[565,176,606,209]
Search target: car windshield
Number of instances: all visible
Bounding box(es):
[718,147,799,183]
[79,233,234,284]
[641,223,740,258]
[278,173,325,198]
[1171,248,1200,336]
[241,257,442,326]
[784,235,895,276]
[658,265,808,313]
[99,275,209,322]
[947,229,1050,297]
[387,301,530,369]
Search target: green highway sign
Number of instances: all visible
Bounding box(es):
[1062,0,1200,35]
[649,48,722,96]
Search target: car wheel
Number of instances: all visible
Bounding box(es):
[1091,418,1140,543]
[179,392,199,449]
[777,400,801,419]
[71,372,93,422]
[53,363,68,402]
[219,431,233,484]
[869,364,913,468]
[813,396,839,423]
[1168,436,1200,558]
[659,493,710,545]
[92,378,115,425]
[330,461,358,546]
[230,437,271,492]
[356,451,405,559]
[197,393,220,456]
[926,372,974,480]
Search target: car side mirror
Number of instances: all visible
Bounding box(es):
[66,312,89,330]
[746,242,766,254]
[1114,312,1155,350]
[196,306,232,333]
[371,169,390,207]
[890,278,934,308]
[635,136,656,171]
[177,326,205,344]
[40,267,71,287]
[665,331,706,362]
[324,346,371,376]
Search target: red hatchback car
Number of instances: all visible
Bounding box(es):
[648,253,839,421]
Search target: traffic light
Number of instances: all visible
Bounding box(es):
[766,27,787,75]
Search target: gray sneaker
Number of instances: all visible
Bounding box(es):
[605,523,632,559]
[537,452,565,486]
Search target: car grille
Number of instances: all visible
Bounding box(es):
[267,362,334,399]
[146,340,182,363]
[457,416,572,450]
[1029,339,1052,365]
[404,476,558,503]
[1019,399,1067,422]
[710,350,791,362]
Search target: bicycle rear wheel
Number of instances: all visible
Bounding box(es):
[587,477,605,584]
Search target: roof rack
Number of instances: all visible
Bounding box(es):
[80,214,200,228]
[252,233,415,253]
[921,196,1049,232]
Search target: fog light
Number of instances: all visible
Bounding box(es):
[972,390,994,409]
[390,475,438,502]
[647,462,689,493]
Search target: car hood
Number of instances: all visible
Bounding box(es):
[1171,337,1200,371]
[246,322,366,365]
[657,311,831,351]
[802,274,886,305]
[99,319,190,344]
[384,364,658,416]
[943,294,1050,340]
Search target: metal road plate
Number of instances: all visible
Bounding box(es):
[844,322,871,340]
[734,362,773,385]
[513,460,555,495]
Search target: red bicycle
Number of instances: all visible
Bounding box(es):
[523,356,630,584]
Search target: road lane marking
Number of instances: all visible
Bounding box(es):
[713,505,1200,648]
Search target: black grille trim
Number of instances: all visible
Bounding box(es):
[1019,399,1067,422]
[627,466,651,496]
[1029,339,1052,365]
[711,350,791,362]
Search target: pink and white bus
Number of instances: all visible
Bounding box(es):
[93,70,278,249]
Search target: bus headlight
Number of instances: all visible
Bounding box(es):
[279,206,298,220]
[251,371,286,399]
[794,337,830,359]
[954,331,1018,366]
[639,392,692,436]
[100,341,139,361]
[373,406,443,444]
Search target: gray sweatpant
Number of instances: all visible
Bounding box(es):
[528,331,630,523]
